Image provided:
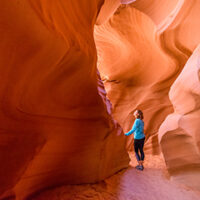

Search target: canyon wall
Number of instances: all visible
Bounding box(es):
[159,45,200,190]
[95,0,200,189]
[95,5,174,153]
[95,0,200,154]
[0,1,129,199]
[0,0,200,198]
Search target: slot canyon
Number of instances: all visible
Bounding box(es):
[0,0,200,199]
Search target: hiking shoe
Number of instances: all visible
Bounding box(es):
[136,165,144,171]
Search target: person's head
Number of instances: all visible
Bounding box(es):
[133,110,143,120]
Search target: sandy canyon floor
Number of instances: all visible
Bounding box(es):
[31,153,200,200]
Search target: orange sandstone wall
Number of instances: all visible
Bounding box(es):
[95,0,200,189]
[95,0,200,155]
[137,0,200,189]
[159,45,200,190]
[1,0,200,197]
[94,5,174,153]
[0,1,129,199]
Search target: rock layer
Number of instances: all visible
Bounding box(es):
[0,1,129,199]
[159,45,200,190]
[94,0,200,156]
[1,0,200,198]
[94,5,175,153]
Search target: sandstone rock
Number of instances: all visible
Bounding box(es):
[0,1,129,199]
[95,0,200,155]
[159,45,200,190]
[94,5,174,153]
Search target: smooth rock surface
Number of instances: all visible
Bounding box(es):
[1,0,200,199]
[0,1,129,199]
[95,0,200,155]
[159,45,200,190]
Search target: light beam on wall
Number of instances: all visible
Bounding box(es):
[120,0,136,4]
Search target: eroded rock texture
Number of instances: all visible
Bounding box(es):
[1,0,200,198]
[159,45,200,190]
[94,5,174,153]
[94,0,200,156]
[0,1,129,199]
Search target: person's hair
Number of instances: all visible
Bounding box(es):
[136,110,143,120]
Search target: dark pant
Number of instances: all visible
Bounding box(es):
[134,137,145,161]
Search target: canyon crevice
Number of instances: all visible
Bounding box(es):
[0,0,200,199]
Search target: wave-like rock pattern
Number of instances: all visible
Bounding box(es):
[94,5,175,153]
[1,0,200,198]
[0,1,129,199]
[159,45,200,190]
[95,0,200,156]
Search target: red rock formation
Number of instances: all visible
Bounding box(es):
[94,5,175,153]
[0,1,129,199]
[159,45,200,190]
[1,0,200,198]
[94,0,200,157]
[96,0,121,25]
[30,154,200,200]
[131,0,181,29]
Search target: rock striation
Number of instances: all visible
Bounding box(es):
[0,1,129,199]
[159,45,200,190]
[1,0,200,198]
[95,0,200,157]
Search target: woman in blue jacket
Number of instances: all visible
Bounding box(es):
[125,110,145,170]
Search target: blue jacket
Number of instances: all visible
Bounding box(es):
[125,118,145,139]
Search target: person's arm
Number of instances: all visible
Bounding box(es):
[125,119,139,136]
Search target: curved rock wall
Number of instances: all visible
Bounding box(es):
[1,0,200,198]
[94,5,175,153]
[159,45,200,190]
[0,1,129,199]
[94,0,200,156]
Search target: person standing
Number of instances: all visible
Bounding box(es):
[125,110,145,170]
